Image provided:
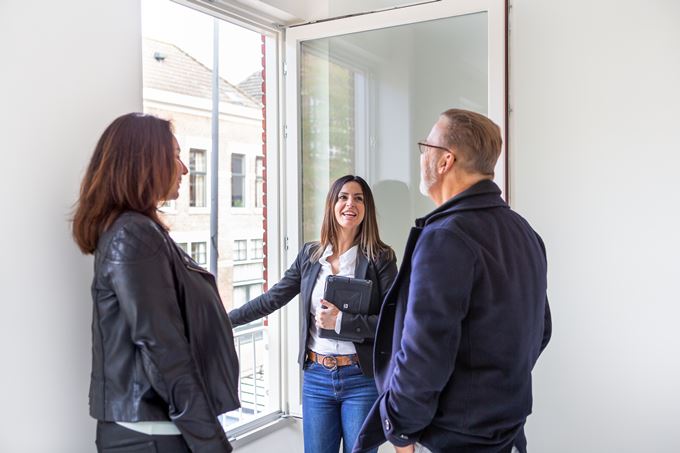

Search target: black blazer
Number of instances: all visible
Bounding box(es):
[228,242,397,377]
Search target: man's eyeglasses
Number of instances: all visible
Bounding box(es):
[418,141,450,154]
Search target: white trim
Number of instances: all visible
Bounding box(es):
[233,278,266,287]
[182,137,211,211]
[173,0,292,34]
[285,0,506,195]
[263,32,285,420]
[169,231,211,267]
[285,0,494,40]
[283,0,507,415]
[146,1,287,442]
[227,411,292,447]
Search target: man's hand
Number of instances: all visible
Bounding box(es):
[394,444,415,453]
[315,299,339,329]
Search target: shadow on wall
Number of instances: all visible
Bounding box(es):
[373,179,412,266]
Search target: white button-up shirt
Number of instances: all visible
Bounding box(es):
[306,244,358,355]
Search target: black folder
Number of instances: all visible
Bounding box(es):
[318,275,372,340]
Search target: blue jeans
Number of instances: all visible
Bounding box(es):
[302,360,379,453]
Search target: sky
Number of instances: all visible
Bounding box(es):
[141,0,263,85]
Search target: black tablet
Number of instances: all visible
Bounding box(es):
[318,275,372,340]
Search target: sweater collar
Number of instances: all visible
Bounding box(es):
[415,179,508,227]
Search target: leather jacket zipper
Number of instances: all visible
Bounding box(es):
[182,257,212,275]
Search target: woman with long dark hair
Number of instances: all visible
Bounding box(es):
[73,113,239,453]
[229,174,397,453]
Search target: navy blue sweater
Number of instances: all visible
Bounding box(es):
[354,180,551,453]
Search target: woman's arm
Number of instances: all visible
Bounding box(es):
[228,245,309,327]
[337,251,398,341]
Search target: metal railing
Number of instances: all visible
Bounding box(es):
[220,324,269,428]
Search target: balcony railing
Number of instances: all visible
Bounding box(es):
[220,324,269,429]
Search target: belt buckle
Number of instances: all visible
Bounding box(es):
[321,355,338,370]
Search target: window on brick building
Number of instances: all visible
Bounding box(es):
[189,148,207,208]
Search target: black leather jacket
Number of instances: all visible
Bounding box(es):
[89,212,239,453]
[229,242,397,377]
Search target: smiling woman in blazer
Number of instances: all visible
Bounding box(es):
[229,174,397,453]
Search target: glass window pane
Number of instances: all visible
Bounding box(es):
[231,154,245,207]
[190,149,207,208]
[299,13,488,262]
[143,0,274,429]
[255,157,264,208]
[231,154,244,173]
[234,240,247,261]
[191,242,207,266]
[250,239,263,259]
[233,286,247,308]
[249,283,263,299]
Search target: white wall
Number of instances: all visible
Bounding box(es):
[0,1,142,451]
[2,0,679,452]
[272,0,680,451]
[510,0,680,451]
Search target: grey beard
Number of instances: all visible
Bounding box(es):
[419,177,429,197]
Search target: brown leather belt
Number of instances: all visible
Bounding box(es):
[307,351,358,369]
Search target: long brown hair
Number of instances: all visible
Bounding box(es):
[311,175,394,263]
[72,113,177,254]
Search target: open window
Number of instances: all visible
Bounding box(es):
[142,0,506,440]
[141,0,283,438]
[283,0,507,415]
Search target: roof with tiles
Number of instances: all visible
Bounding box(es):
[237,71,264,106]
[143,37,259,108]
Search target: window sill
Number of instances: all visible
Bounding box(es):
[233,259,264,266]
[227,412,296,448]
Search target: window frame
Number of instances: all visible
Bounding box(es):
[250,238,264,260]
[170,232,211,269]
[189,147,209,209]
[180,136,211,215]
[231,153,246,208]
[152,0,506,442]
[255,155,264,208]
[233,239,248,261]
[284,0,507,417]
[147,0,286,440]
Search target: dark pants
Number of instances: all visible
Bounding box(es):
[96,421,190,453]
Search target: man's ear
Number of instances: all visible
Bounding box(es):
[438,149,456,174]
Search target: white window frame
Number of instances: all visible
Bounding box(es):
[228,142,261,214]
[189,148,209,209]
[181,136,211,214]
[233,238,248,261]
[156,0,286,440]
[232,280,265,310]
[159,198,178,213]
[170,231,211,267]
[250,238,264,260]
[231,153,247,209]
[255,156,264,208]
[162,0,506,441]
[283,0,507,417]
